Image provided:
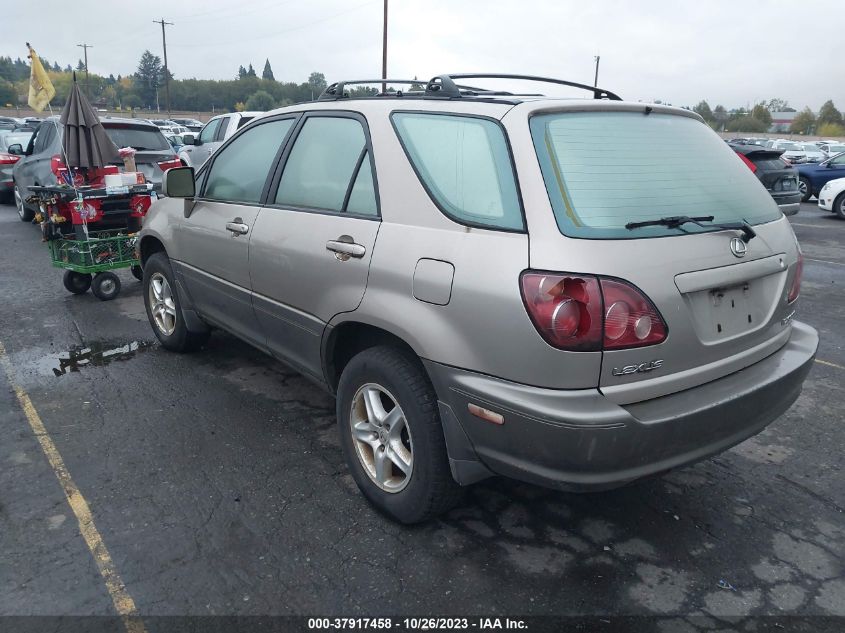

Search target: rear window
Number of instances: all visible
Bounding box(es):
[103,124,170,151]
[752,157,791,171]
[530,111,781,239]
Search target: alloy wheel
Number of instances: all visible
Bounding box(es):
[14,185,24,219]
[149,272,177,336]
[349,383,413,493]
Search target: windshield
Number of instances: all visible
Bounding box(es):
[780,143,801,150]
[829,145,845,153]
[801,144,820,152]
[530,111,781,239]
[103,124,170,151]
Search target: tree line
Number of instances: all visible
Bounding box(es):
[690,98,844,137]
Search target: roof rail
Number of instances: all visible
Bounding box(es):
[429,74,622,100]
[318,73,622,102]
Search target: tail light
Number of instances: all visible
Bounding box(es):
[0,152,20,165]
[787,248,803,303]
[50,154,66,176]
[736,152,757,173]
[158,159,182,172]
[520,272,668,351]
[781,157,792,166]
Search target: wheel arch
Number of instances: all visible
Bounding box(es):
[138,234,167,266]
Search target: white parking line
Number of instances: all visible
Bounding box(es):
[805,257,845,267]
[791,222,845,230]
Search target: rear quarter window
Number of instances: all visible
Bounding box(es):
[530,111,781,239]
[391,112,523,231]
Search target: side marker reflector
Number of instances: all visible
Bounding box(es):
[468,403,504,425]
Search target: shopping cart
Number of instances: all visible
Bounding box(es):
[47,229,141,301]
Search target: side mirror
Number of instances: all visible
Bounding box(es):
[162,166,196,199]
[182,133,196,146]
[7,143,23,155]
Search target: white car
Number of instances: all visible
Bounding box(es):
[819,142,845,158]
[818,176,845,218]
[799,143,826,163]
[770,140,807,163]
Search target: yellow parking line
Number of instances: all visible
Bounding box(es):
[0,341,147,633]
[815,358,845,370]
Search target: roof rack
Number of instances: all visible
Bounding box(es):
[318,73,621,101]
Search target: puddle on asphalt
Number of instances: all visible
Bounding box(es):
[39,341,154,376]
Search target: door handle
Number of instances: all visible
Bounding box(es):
[225,218,249,236]
[326,239,366,261]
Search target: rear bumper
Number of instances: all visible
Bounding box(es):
[778,202,800,216]
[425,321,818,490]
[771,192,802,216]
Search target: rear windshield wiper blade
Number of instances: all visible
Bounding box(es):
[625,215,756,242]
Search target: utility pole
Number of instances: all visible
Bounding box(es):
[153,18,173,114]
[381,0,388,94]
[77,43,92,97]
[593,55,600,87]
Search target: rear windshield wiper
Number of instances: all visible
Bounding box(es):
[625,215,756,242]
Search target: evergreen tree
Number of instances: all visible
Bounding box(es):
[262,58,275,81]
[135,50,163,107]
[817,100,843,127]
[238,65,247,79]
[246,63,257,78]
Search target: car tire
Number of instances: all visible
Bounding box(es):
[130,265,143,281]
[799,178,813,202]
[834,192,845,220]
[62,271,92,295]
[336,345,462,524]
[143,252,209,352]
[14,184,34,222]
[91,271,121,301]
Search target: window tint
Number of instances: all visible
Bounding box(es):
[103,124,170,151]
[237,116,254,130]
[203,119,293,203]
[214,116,231,141]
[199,118,222,143]
[346,153,377,215]
[391,113,523,231]
[275,117,368,212]
[530,111,782,239]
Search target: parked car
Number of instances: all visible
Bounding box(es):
[164,133,185,152]
[819,142,845,158]
[798,143,825,163]
[796,152,845,201]
[138,74,817,523]
[729,143,801,215]
[0,131,32,202]
[169,118,203,133]
[769,140,807,163]
[818,177,845,218]
[12,117,181,221]
[177,111,262,168]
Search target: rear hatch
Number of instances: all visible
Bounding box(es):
[102,122,178,188]
[738,148,799,198]
[521,105,802,405]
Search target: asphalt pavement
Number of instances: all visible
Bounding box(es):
[0,200,843,628]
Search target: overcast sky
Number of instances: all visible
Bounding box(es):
[5,0,843,110]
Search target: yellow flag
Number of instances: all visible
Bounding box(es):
[27,44,55,112]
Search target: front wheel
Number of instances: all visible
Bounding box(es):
[15,184,34,222]
[834,192,845,220]
[337,346,462,524]
[91,271,121,301]
[799,178,813,202]
[143,252,209,352]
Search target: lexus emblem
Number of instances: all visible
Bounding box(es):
[730,237,747,258]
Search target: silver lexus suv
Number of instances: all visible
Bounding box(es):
[138,74,819,523]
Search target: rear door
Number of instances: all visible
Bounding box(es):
[172,116,296,347]
[248,112,380,379]
[519,106,801,405]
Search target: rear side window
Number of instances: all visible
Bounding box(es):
[530,111,782,239]
[392,113,523,231]
[237,116,254,129]
[203,119,294,203]
[275,117,377,214]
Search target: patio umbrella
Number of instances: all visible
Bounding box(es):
[59,75,120,168]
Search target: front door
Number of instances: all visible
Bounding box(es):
[249,113,381,379]
[173,117,297,347]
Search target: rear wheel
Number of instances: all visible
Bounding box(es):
[143,252,209,352]
[14,184,34,222]
[91,271,121,301]
[62,271,92,295]
[130,265,143,281]
[337,346,462,524]
[799,177,813,202]
[834,192,845,220]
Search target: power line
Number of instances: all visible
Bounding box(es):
[152,18,173,114]
[77,43,92,97]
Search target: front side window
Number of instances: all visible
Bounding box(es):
[530,111,782,239]
[275,116,376,214]
[199,118,222,143]
[391,112,523,231]
[203,118,294,203]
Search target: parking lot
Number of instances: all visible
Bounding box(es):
[0,200,843,626]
